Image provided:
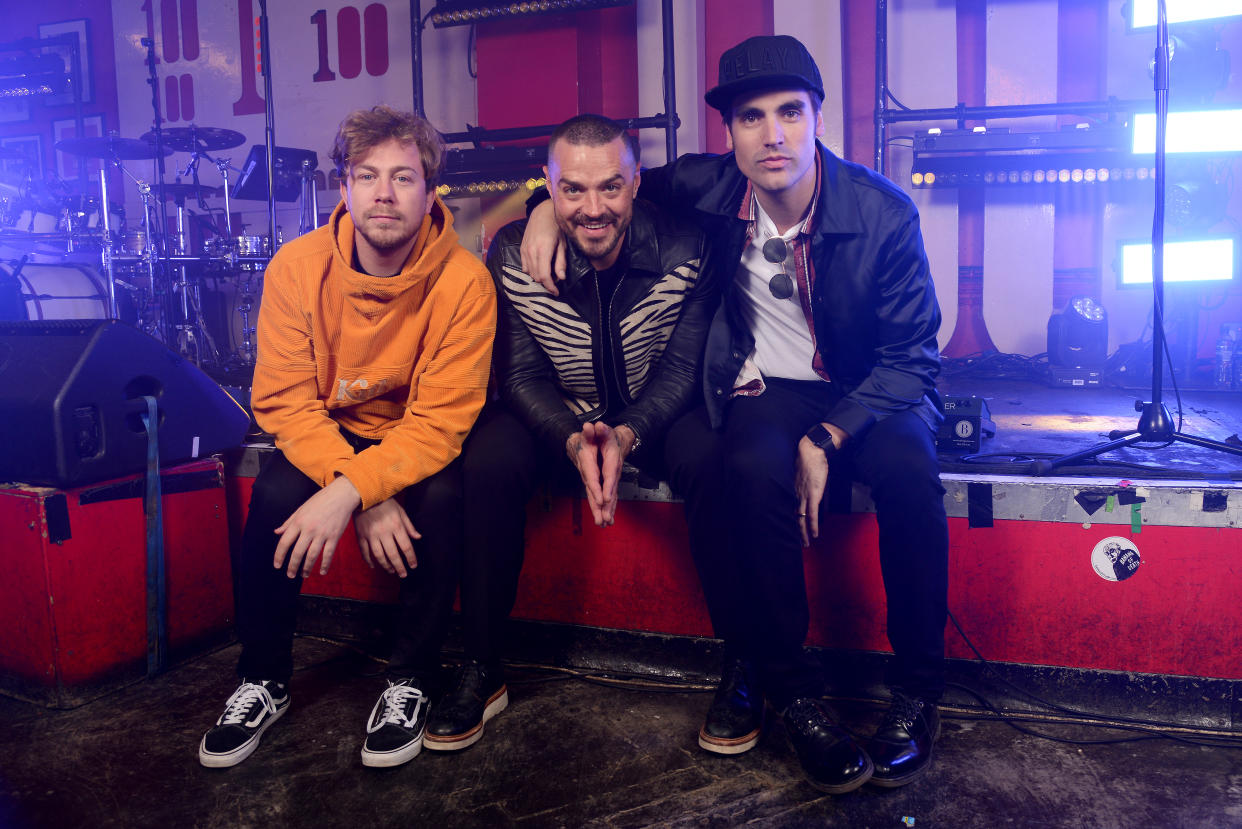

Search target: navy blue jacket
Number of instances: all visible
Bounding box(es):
[638,143,943,439]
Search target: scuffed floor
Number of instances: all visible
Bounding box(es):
[2,637,1240,828]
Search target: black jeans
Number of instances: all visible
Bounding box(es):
[664,379,949,709]
[235,431,462,684]
[458,403,666,666]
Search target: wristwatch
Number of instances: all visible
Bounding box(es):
[619,423,642,454]
[806,423,838,459]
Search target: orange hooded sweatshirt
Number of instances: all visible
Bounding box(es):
[250,196,496,509]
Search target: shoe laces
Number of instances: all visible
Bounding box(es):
[367,680,426,733]
[881,693,925,731]
[218,681,279,726]
[784,698,831,735]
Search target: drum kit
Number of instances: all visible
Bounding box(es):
[0,124,283,371]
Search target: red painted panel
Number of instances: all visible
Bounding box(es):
[840,1,875,166]
[702,0,774,155]
[0,492,60,686]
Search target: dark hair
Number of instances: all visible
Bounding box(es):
[330,105,446,185]
[722,89,823,126]
[548,113,640,167]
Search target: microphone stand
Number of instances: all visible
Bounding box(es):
[1032,0,1242,475]
[258,0,278,250]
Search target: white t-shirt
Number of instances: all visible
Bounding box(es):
[735,199,820,382]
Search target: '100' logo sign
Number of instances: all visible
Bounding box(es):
[143,0,199,122]
[234,1,391,116]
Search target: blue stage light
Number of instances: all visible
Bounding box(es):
[1119,238,1235,286]
[1132,110,1242,153]
[1128,0,1242,28]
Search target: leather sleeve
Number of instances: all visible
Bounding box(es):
[487,223,583,457]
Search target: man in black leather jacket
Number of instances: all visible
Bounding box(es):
[522,36,949,795]
[421,114,714,754]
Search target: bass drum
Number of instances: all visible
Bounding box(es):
[201,272,263,360]
[0,261,131,322]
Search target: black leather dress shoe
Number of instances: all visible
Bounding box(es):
[865,692,940,787]
[423,661,508,752]
[699,656,764,755]
[783,698,873,794]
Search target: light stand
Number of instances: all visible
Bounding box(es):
[1032,0,1242,475]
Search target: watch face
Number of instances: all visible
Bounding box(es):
[808,424,833,449]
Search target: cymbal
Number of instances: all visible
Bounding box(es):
[153,182,224,200]
[143,126,246,153]
[56,136,173,160]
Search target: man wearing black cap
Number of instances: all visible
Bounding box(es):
[521,35,948,794]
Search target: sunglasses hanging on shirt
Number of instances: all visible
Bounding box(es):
[762,237,795,300]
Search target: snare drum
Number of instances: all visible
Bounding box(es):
[2,261,110,320]
[236,235,268,256]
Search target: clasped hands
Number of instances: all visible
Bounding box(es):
[566,421,637,527]
[272,475,421,580]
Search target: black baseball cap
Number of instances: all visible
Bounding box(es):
[704,35,825,113]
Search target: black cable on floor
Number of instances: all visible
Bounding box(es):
[945,610,1242,748]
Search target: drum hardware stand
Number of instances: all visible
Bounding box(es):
[235,276,258,364]
[167,186,218,366]
[299,160,319,235]
[98,156,119,320]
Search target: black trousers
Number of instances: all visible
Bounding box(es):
[664,379,949,709]
[458,404,666,665]
[235,431,462,684]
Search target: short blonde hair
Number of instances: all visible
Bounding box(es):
[329,105,446,186]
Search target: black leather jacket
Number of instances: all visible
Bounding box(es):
[638,144,943,439]
[486,199,713,457]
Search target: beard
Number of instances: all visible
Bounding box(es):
[356,213,420,254]
[557,208,631,265]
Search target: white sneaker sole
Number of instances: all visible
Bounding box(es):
[360,734,424,768]
[198,703,288,768]
[423,687,509,752]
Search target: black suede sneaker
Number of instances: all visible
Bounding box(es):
[865,691,940,788]
[699,656,765,755]
[423,661,508,752]
[360,678,429,768]
[783,698,873,794]
[199,679,289,768]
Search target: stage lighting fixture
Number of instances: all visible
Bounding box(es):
[1154,33,1232,96]
[1167,173,1229,229]
[1127,0,1242,29]
[430,0,632,27]
[1118,237,1235,286]
[1047,296,1109,370]
[1132,110,1242,154]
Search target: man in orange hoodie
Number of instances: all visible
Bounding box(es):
[198,106,496,770]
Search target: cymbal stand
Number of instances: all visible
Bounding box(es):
[168,188,219,366]
[98,158,118,319]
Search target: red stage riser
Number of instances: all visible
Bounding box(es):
[0,460,234,704]
[229,450,1242,683]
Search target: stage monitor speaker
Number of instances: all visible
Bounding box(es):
[0,320,250,488]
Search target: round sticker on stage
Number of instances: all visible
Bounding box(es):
[1091,537,1141,582]
[954,419,975,438]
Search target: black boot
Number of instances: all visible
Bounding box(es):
[699,656,765,755]
[865,691,940,787]
[423,661,508,751]
[783,698,873,794]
